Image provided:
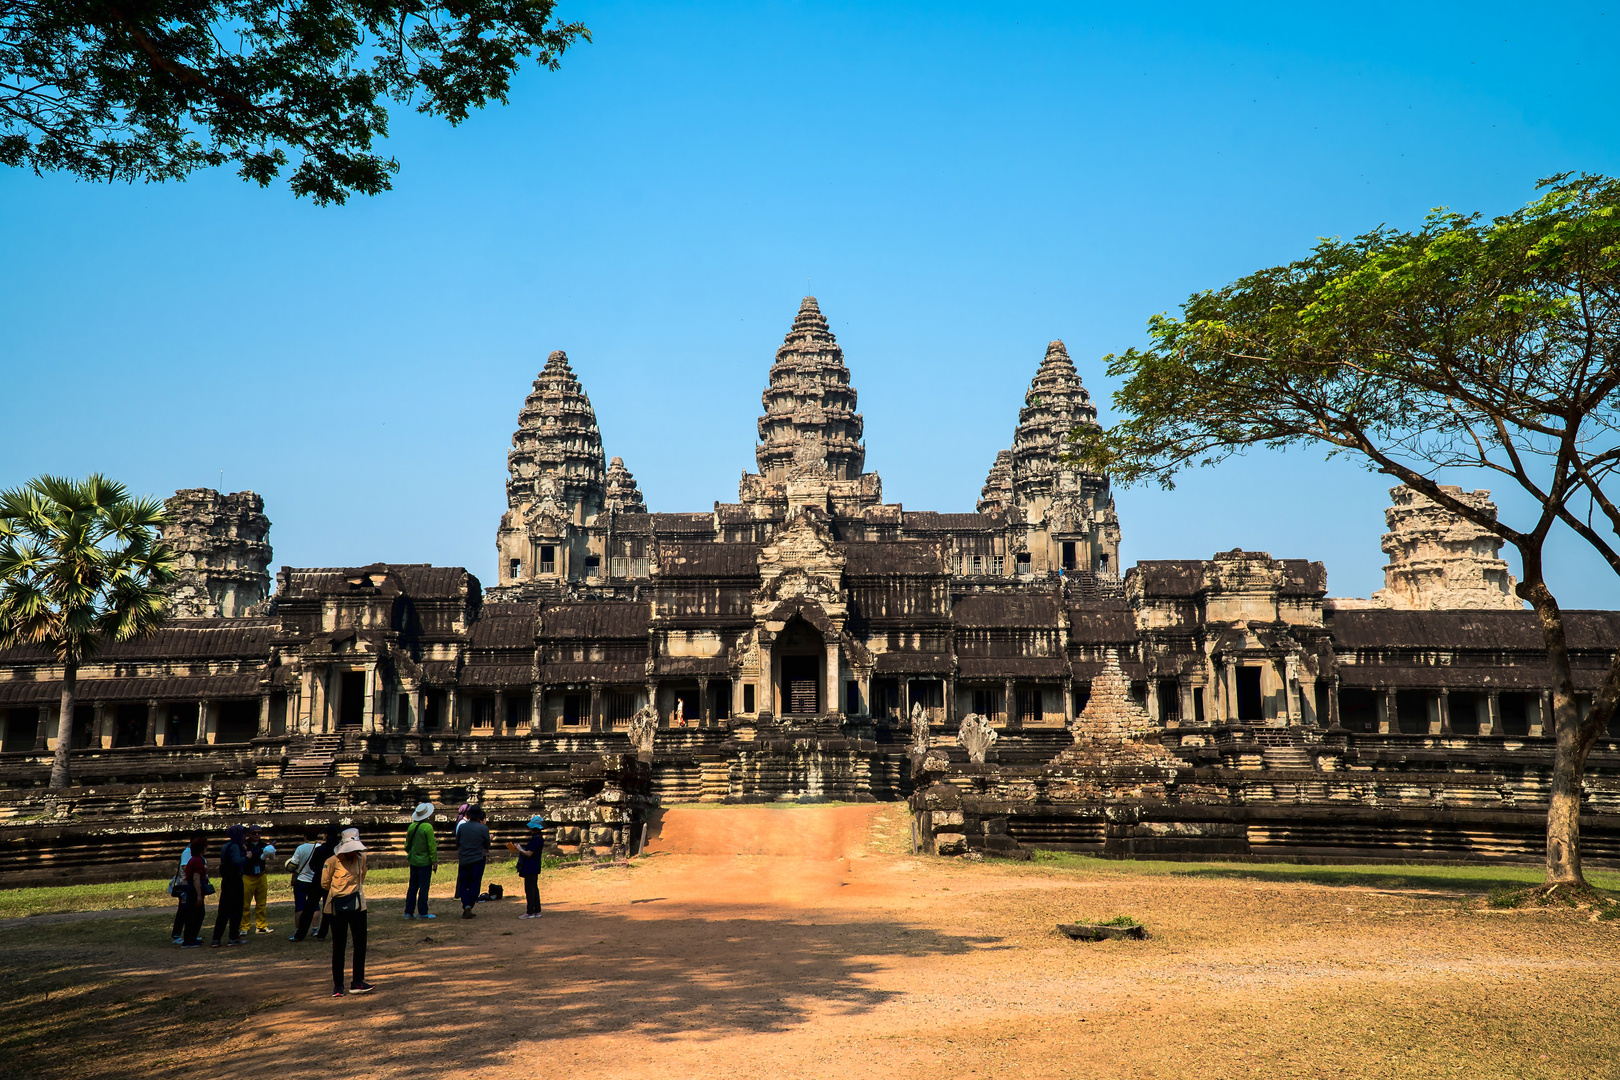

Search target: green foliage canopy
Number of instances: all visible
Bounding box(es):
[0,474,174,666]
[0,0,589,202]
[1076,173,1620,575]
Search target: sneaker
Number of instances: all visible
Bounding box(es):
[171,936,183,945]
[403,912,415,919]
[350,982,374,994]
[181,942,202,949]
[256,927,273,934]
[211,941,223,948]
[226,938,246,947]
[421,913,436,920]
[461,908,476,919]
[288,935,302,942]
[331,988,344,998]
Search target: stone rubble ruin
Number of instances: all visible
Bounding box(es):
[1370,485,1524,610]
[160,489,272,618]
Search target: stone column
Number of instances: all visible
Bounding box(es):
[447,687,461,737]
[414,688,427,734]
[758,639,773,716]
[1485,691,1501,737]
[1380,689,1397,735]
[1223,662,1238,724]
[1327,675,1341,729]
[825,642,839,717]
[35,705,50,751]
[360,664,376,734]
[1534,691,1551,738]
[530,687,544,732]
[92,701,107,749]
[1178,680,1194,728]
[946,674,958,726]
[196,700,212,744]
[589,685,602,732]
[1004,678,1017,731]
[1437,689,1451,735]
[257,694,271,739]
[1281,659,1298,727]
[145,699,160,745]
[493,690,506,736]
[698,677,711,725]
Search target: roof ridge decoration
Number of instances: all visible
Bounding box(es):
[754,296,866,483]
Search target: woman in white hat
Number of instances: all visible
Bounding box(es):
[321,828,373,997]
[403,802,438,920]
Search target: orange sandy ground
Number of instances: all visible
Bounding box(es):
[2,804,1617,1080]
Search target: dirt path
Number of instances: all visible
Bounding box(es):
[2,804,1616,1080]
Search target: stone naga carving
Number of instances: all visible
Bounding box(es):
[957,712,998,764]
[627,706,659,755]
[909,701,931,756]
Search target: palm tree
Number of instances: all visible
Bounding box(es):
[0,476,175,789]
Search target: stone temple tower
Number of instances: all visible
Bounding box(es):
[740,297,883,515]
[1372,485,1524,609]
[161,489,272,618]
[981,340,1121,577]
[495,350,607,590]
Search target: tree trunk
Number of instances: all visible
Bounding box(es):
[48,663,76,790]
[1520,577,1591,884]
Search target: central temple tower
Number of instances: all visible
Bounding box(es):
[739,297,884,516]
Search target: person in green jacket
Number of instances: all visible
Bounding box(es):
[403,802,438,919]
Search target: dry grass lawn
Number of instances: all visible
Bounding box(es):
[1,803,1616,1080]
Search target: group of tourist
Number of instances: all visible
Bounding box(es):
[168,801,549,996]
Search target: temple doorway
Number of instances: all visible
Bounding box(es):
[774,616,825,717]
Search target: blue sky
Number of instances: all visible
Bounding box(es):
[3,2,1617,604]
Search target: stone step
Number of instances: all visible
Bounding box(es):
[1262,746,1314,771]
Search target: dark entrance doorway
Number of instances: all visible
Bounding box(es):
[782,656,820,715]
[1236,666,1264,722]
[339,671,366,727]
[113,704,146,747]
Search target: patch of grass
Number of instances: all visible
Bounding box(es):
[1095,914,1140,927]
[1022,850,1620,895]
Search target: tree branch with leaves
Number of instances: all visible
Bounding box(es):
[0,0,589,202]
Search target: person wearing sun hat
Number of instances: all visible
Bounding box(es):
[514,813,546,919]
[403,802,438,920]
[322,828,373,996]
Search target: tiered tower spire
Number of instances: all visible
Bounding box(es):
[977,450,1014,517]
[1009,340,1100,506]
[604,456,648,513]
[754,297,865,482]
[505,350,607,514]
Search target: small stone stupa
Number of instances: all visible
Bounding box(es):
[1054,649,1180,769]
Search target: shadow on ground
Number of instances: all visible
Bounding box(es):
[0,901,999,1080]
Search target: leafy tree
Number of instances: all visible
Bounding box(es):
[0,0,589,203]
[0,475,174,789]
[1076,173,1620,888]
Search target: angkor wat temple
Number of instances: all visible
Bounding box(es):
[2,298,1618,881]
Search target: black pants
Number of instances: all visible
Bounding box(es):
[456,860,485,909]
[293,887,326,939]
[172,895,187,939]
[182,899,206,944]
[212,875,244,943]
[523,874,540,915]
[328,909,367,989]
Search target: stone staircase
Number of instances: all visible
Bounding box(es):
[1261,743,1313,771]
[282,734,340,783]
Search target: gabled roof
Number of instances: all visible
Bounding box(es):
[537,602,651,639]
[844,541,945,576]
[953,593,1064,628]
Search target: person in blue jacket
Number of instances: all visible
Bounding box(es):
[515,814,545,919]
